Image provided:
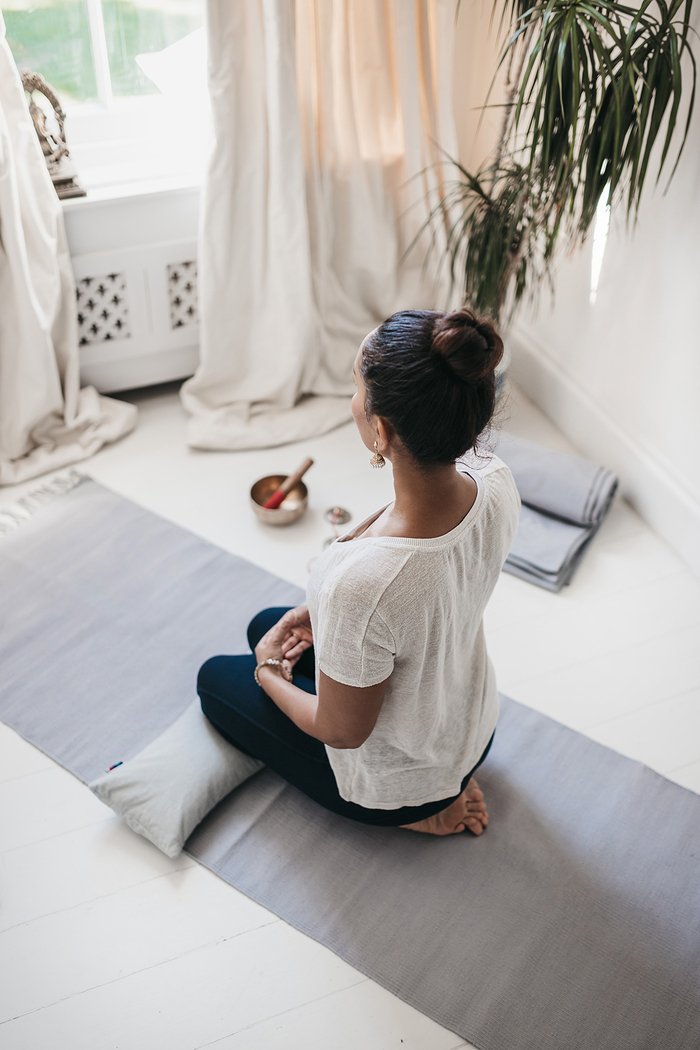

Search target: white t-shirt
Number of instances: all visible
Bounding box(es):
[305,453,520,810]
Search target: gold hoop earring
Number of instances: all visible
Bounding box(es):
[370,441,386,468]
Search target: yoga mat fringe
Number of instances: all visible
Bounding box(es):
[0,470,87,537]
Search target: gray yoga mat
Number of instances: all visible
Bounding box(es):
[2,476,699,1050]
[491,434,619,591]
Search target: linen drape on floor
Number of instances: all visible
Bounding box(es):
[182,0,459,450]
[0,15,136,486]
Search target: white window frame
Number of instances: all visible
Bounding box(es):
[60,0,206,195]
[86,0,112,107]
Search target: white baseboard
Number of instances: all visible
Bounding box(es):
[509,323,700,579]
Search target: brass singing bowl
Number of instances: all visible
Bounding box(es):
[250,475,309,526]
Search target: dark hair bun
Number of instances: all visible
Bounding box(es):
[360,307,503,466]
[431,308,503,383]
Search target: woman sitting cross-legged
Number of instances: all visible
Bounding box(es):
[198,308,520,835]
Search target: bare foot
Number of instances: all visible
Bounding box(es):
[401,778,489,836]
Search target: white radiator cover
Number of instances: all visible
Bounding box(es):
[62,182,201,393]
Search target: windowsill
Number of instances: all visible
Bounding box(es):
[63,95,199,140]
[60,94,208,209]
[60,171,202,209]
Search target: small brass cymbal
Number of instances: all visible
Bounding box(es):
[324,506,351,525]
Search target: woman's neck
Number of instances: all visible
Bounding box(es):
[370,455,478,540]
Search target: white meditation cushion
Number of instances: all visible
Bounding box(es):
[89,700,264,857]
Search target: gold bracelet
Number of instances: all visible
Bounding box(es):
[254,659,289,687]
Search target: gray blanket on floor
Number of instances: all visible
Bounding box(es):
[1,478,698,1050]
[492,434,618,591]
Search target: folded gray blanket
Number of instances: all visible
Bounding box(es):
[492,434,618,591]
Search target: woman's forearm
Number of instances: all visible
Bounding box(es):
[258,665,384,749]
[257,666,342,746]
[252,607,384,748]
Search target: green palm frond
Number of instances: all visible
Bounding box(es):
[434,0,696,319]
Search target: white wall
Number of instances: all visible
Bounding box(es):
[506,101,700,576]
[449,4,700,575]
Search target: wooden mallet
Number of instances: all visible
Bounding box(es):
[263,457,314,510]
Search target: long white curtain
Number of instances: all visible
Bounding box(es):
[182,0,459,450]
[0,15,136,486]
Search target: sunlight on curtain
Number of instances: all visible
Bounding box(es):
[181,0,460,451]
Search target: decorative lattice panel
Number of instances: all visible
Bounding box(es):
[166,260,198,329]
[76,273,131,346]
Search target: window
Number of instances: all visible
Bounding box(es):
[5,0,208,191]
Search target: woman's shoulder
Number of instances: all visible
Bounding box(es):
[459,446,512,480]
[459,451,520,508]
[330,538,412,582]
[457,451,521,556]
[307,541,412,642]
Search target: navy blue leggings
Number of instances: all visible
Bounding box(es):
[197,607,494,827]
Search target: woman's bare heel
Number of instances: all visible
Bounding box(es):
[401,778,488,836]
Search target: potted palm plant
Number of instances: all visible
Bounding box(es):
[433,0,696,320]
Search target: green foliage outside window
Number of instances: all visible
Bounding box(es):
[4,2,97,104]
[4,0,202,105]
[103,0,201,97]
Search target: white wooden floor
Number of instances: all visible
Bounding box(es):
[1,382,699,1050]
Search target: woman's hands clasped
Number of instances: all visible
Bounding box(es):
[253,605,386,748]
[254,605,314,679]
[278,605,313,664]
